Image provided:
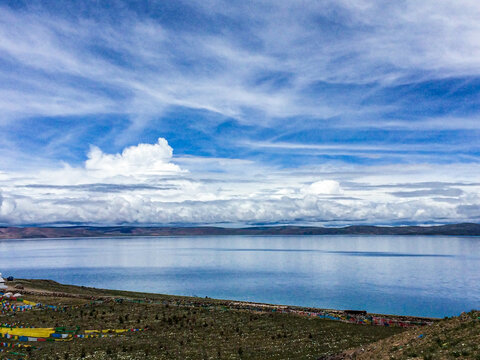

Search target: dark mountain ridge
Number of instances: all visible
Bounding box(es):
[1,223,480,239]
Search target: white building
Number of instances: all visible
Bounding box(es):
[0,273,7,291]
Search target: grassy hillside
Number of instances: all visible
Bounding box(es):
[0,279,404,360]
[5,279,474,360]
[326,310,480,359]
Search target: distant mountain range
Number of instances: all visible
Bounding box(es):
[1,223,480,239]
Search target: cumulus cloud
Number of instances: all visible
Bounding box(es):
[305,180,342,195]
[85,138,182,176]
[0,2,480,226]
[0,138,479,226]
[0,191,16,217]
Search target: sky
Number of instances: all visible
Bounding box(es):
[1,0,480,226]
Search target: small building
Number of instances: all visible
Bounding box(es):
[0,273,7,291]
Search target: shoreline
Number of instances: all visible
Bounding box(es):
[4,279,438,328]
[2,279,477,359]
[2,234,480,242]
[2,223,480,240]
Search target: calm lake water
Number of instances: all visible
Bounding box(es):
[1,235,479,318]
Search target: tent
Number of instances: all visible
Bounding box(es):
[0,274,7,291]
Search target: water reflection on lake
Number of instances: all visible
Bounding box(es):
[1,235,479,317]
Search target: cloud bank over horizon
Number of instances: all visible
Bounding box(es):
[1,1,480,226]
[1,137,480,226]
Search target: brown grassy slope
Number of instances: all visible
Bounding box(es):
[1,279,404,360]
[325,310,480,360]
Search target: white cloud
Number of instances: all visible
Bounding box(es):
[0,138,479,225]
[2,1,480,135]
[0,191,16,217]
[0,3,479,226]
[305,180,342,195]
[85,138,182,176]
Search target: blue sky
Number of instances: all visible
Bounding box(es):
[1,0,480,226]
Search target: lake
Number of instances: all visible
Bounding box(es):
[1,235,479,318]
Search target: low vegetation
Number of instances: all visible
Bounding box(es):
[325,310,480,359]
[1,279,404,359]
